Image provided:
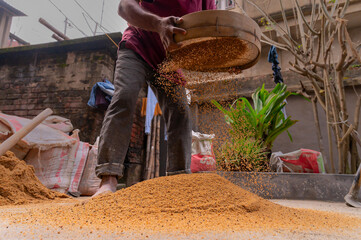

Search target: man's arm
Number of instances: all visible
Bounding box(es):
[118,0,186,50]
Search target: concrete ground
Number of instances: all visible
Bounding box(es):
[0,199,360,240]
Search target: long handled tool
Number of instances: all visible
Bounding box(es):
[344,131,361,208]
[345,163,361,208]
[0,108,53,156]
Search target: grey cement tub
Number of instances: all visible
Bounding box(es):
[216,171,361,202]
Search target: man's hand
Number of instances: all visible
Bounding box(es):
[118,0,186,51]
[156,17,187,51]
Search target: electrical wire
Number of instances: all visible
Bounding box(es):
[72,0,111,33]
[71,0,119,47]
[82,12,95,34]
[47,0,88,37]
[100,0,105,27]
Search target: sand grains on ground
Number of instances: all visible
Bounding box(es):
[0,151,68,206]
[6,173,360,235]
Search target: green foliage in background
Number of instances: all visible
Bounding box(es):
[242,83,298,149]
[212,83,298,172]
[212,94,268,172]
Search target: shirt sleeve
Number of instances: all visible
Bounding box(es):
[203,0,217,10]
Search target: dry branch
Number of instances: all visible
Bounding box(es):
[294,0,320,35]
[248,0,359,173]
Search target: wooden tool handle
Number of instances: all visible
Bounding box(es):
[0,108,53,156]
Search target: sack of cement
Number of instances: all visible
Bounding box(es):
[67,141,90,196]
[0,112,75,159]
[0,113,89,194]
[270,149,326,173]
[42,115,74,134]
[191,131,217,173]
[78,137,101,196]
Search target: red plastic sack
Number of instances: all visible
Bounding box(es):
[191,131,217,173]
[270,149,326,173]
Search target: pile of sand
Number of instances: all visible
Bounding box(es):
[0,151,68,206]
[11,173,359,234]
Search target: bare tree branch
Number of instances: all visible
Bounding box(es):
[290,66,308,77]
[330,0,339,18]
[324,36,335,60]
[260,33,288,50]
[294,0,320,35]
[340,0,351,18]
[354,97,361,130]
[340,124,354,144]
[245,0,299,48]
[310,60,327,68]
[343,56,356,70]
[325,0,339,29]
[310,0,318,28]
[312,35,322,71]
[336,23,347,71]
[279,0,292,37]
[319,0,336,23]
[343,24,361,63]
[295,1,307,53]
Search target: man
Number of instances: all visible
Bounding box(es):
[93,0,216,196]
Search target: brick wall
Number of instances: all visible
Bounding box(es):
[0,34,136,142]
[0,50,114,143]
[0,33,148,178]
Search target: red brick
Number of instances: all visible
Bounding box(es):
[28,99,38,104]
[6,94,21,100]
[27,110,42,115]
[68,102,85,108]
[27,104,36,110]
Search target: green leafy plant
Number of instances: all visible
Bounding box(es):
[213,83,298,147]
[212,94,268,172]
[212,83,298,172]
[217,138,269,172]
[245,83,298,149]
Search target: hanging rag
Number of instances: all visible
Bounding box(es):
[88,79,115,109]
[268,46,287,118]
[145,86,158,134]
[144,86,167,140]
[268,46,284,84]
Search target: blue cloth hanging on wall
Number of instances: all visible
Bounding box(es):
[88,79,114,109]
[268,46,287,118]
[268,46,284,84]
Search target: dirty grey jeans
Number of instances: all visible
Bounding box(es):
[95,47,192,178]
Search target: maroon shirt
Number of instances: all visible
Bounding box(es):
[121,0,216,69]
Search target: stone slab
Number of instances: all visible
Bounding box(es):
[217,171,361,202]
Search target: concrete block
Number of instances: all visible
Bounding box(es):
[217,171,361,202]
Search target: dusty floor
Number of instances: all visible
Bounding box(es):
[0,198,360,240]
